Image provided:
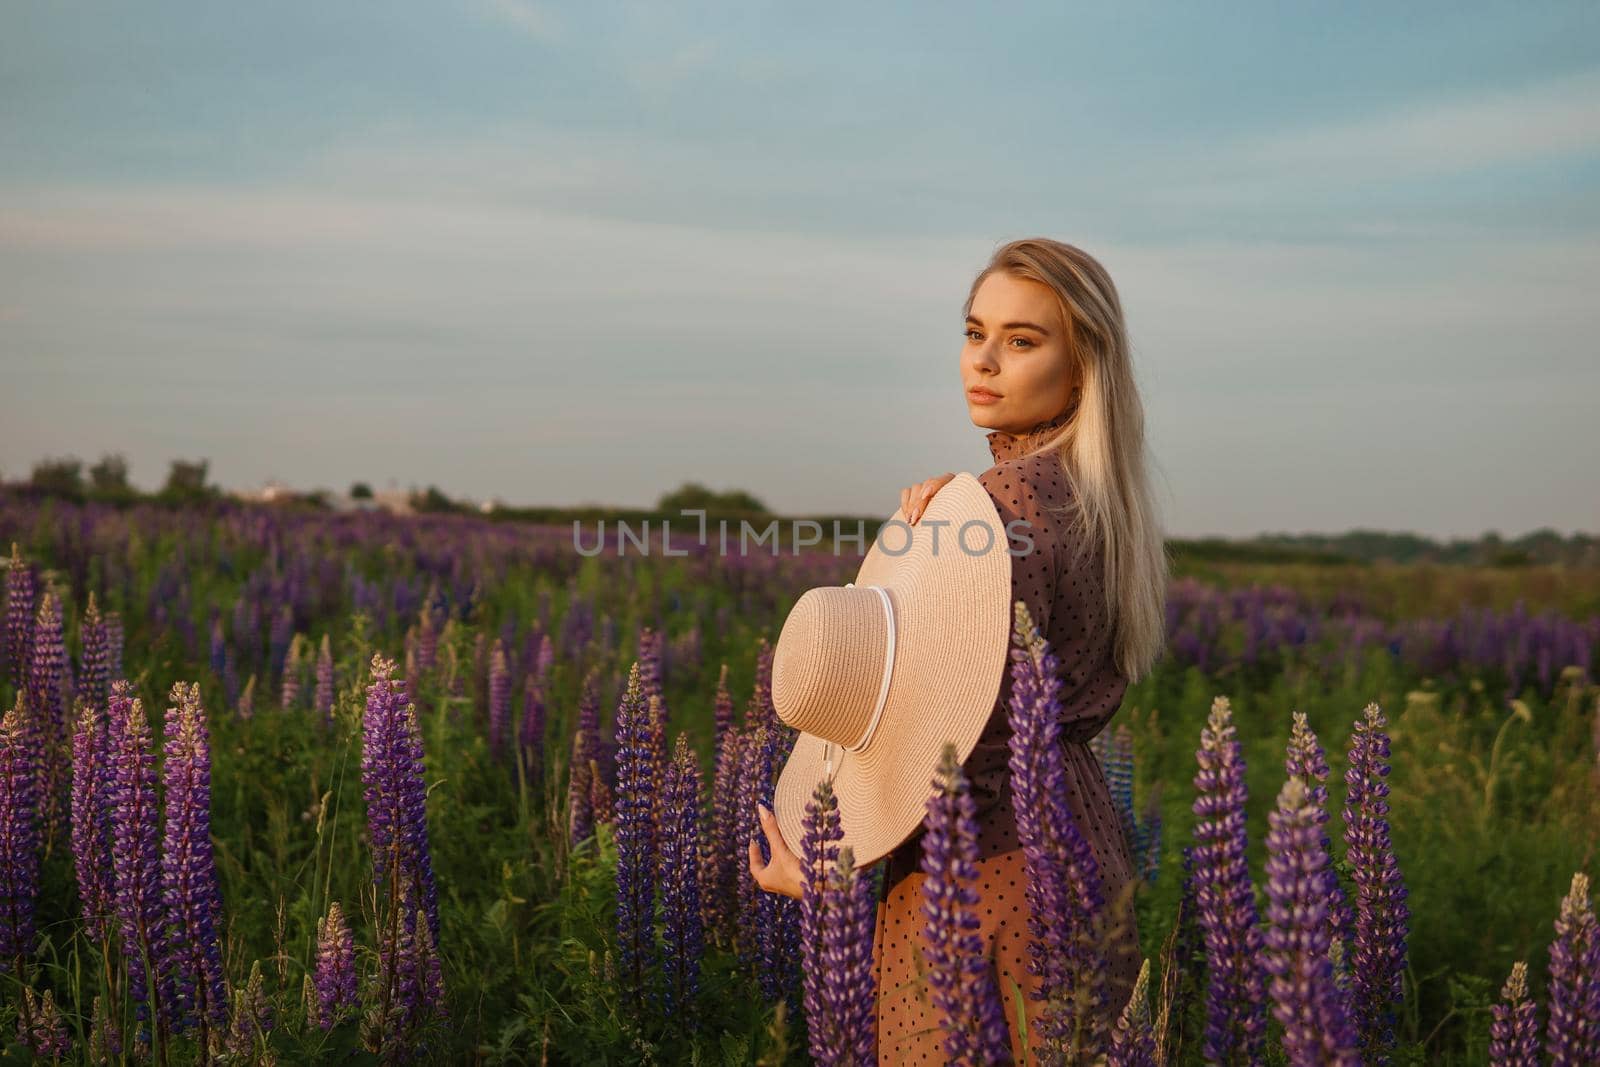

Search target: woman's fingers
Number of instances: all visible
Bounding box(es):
[908,473,956,524]
[750,803,802,899]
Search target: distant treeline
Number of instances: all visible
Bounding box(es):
[7,453,1594,568]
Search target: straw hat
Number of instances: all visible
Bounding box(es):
[771,470,1013,866]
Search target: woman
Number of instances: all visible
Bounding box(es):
[751,237,1170,1063]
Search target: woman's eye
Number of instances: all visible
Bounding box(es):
[964,328,981,342]
[1010,336,1033,348]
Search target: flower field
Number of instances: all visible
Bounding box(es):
[0,493,1597,1064]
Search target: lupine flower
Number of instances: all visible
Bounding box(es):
[88,993,121,1064]
[660,733,705,1016]
[209,614,227,678]
[1191,695,1268,1064]
[487,640,510,761]
[588,757,614,825]
[822,846,878,1067]
[1343,701,1409,1063]
[314,633,336,723]
[269,603,294,682]
[520,679,546,786]
[800,776,845,1064]
[227,959,274,1058]
[702,724,745,947]
[612,663,657,1005]
[17,987,71,1060]
[281,633,303,710]
[1490,960,1540,1066]
[1107,959,1157,1067]
[567,670,601,845]
[315,900,359,1030]
[1544,872,1599,1066]
[712,663,735,741]
[70,698,114,942]
[104,611,125,681]
[1007,600,1109,1059]
[107,680,173,1043]
[1287,711,1353,962]
[78,592,111,713]
[920,742,1012,1065]
[742,722,801,1007]
[361,654,444,1038]
[5,543,35,692]
[160,681,228,1036]
[27,591,68,828]
[0,697,41,968]
[1105,723,1138,854]
[1263,775,1361,1066]
[639,629,670,807]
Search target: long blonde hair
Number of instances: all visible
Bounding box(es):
[963,237,1170,682]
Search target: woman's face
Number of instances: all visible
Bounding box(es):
[961,270,1080,433]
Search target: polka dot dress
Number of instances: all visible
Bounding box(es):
[869,406,1143,1064]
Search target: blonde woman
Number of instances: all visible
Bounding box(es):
[752,237,1170,1062]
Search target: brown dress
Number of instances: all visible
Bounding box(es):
[870,405,1143,1064]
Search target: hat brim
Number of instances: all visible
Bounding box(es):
[773,470,1013,867]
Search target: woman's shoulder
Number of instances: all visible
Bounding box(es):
[977,451,1077,531]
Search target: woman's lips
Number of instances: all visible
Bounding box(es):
[968,389,1002,405]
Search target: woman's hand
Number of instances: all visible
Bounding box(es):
[748,802,805,900]
[899,472,955,525]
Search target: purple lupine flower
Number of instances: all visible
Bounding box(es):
[487,639,510,761]
[209,615,227,679]
[1006,601,1109,1059]
[520,679,546,787]
[160,681,228,1036]
[1545,872,1599,1066]
[567,670,601,845]
[361,654,443,1038]
[1287,711,1352,963]
[415,602,438,673]
[1343,701,1409,1063]
[227,959,274,1058]
[0,697,41,968]
[638,629,670,807]
[1107,959,1157,1067]
[712,663,735,741]
[1263,775,1361,1066]
[5,543,35,693]
[269,603,294,682]
[280,633,303,710]
[534,632,554,685]
[70,699,114,942]
[78,592,111,713]
[612,663,658,1005]
[104,611,124,682]
[1490,959,1540,1066]
[17,987,71,1059]
[745,723,801,1007]
[1106,722,1138,854]
[107,680,173,1044]
[702,723,745,948]
[659,733,705,1016]
[314,900,359,1030]
[27,590,68,830]
[920,742,1012,1065]
[822,845,879,1067]
[314,633,335,723]
[1191,695,1268,1064]
[800,776,845,1065]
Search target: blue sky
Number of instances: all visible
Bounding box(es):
[2,1,1596,538]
